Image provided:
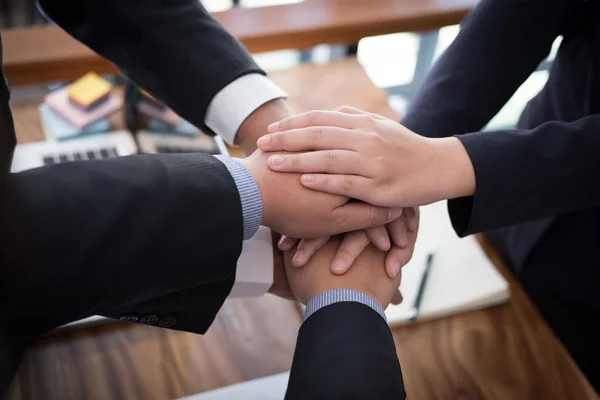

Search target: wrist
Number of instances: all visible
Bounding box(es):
[236,98,293,155]
[434,137,476,200]
[238,156,267,230]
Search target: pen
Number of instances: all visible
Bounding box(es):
[409,252,435,321]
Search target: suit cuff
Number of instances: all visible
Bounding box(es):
[205,74,287,146]
[228,226,274,298]
[304,289,387,322]
[214,155,262,240]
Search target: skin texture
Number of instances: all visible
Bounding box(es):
[258,106,476,207]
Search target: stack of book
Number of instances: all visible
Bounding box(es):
[40,73,123,141]
[137,90,198,137]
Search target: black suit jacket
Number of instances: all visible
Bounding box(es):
[1,0,259,392]
[1,2,408,397]
[401,0,600,269]
[286,302,406,400]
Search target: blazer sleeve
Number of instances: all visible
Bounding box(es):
[401,0,581,137]
[448,115,600,236]
[0,154,243,337]
[37,0,264,134]
[285,302,405,400]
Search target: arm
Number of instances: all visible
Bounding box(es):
[2,154,243,336]
[38,0,266,135]
[401,0,581,137]
[284,236,412,400]
[449,114,600,235]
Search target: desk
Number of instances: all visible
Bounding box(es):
[6,59,598,400]
[1,0,477,85]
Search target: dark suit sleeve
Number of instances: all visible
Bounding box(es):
[37,0,263,134]
[1,154,243,338]
[401,0,580,138]
[285,302,405,400]
[399,0,591,235]
[449,115,600,235]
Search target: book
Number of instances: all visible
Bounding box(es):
[39,104,109,141]
[385,201,510,325]
[45,86,123,130]
[67,72,112,111]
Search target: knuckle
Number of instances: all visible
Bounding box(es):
[359,115,377,129]
[336,106,352,113]
[323,151,338,168]
[369,206,385,223]
[309,126,324,143]
[336,248,356,259]
[342,177,354,192]
[291,154,301,167]
[274,132,286,147]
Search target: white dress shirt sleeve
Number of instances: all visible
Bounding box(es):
[227,225,274,298]
[205,74,287,146]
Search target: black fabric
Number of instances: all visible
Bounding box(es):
[401,0,600,393]
[37,0,264,136]
[1,0,263,393]
[0,154,244,394]
[401,0,600,251]
[286,302,406,400]
[487,208,600,393]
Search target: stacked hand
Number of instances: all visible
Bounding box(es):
[269,234,407,308]
[254,107,436,279]
[239,149,403,239]
[257,106,476,208]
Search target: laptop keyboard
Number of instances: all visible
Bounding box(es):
[43,147,119,165]
[155,145,219,154]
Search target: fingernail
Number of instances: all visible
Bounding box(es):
[301,175,315,184]
[393,264,402,277]
[292,250,304,266]
[400,235,408,247]
[388,208,403,220]
[331,257,349,274]
[380,237,391,250]
[409,216,418,231]
[257,135,271,147]
[269,155,284,168]
[267,122,279,132]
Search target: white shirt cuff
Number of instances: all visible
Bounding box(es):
[205,74,287,146]
[228,226,274,298]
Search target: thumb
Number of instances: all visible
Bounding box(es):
[331,203,403,233]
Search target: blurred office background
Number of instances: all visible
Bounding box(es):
[1,0,559,131]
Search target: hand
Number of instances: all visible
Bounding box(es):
[267,232,296,301]
[278,206,419,278]
[256,106,476,208]
[236,98,293,154]
[284,236,403,309]
[239,149,403,239]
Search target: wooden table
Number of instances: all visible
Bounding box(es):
[6,59,598,400]
[1,0,478,85]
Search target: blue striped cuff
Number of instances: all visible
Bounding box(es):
[214,155,262,240]
[304,289,387,322]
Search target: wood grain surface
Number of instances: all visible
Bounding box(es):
[6,58,598,399]
[1,0,477,85]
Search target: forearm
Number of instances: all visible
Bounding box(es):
[237,98,293,154]
[403,0,577,138]
[39,0,262,133]
[3,154,243,332]
[286,240,404,399]
[448,115,600,235]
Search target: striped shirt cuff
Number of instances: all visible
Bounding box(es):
[214,155,262,240]
[304,289,387,322]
